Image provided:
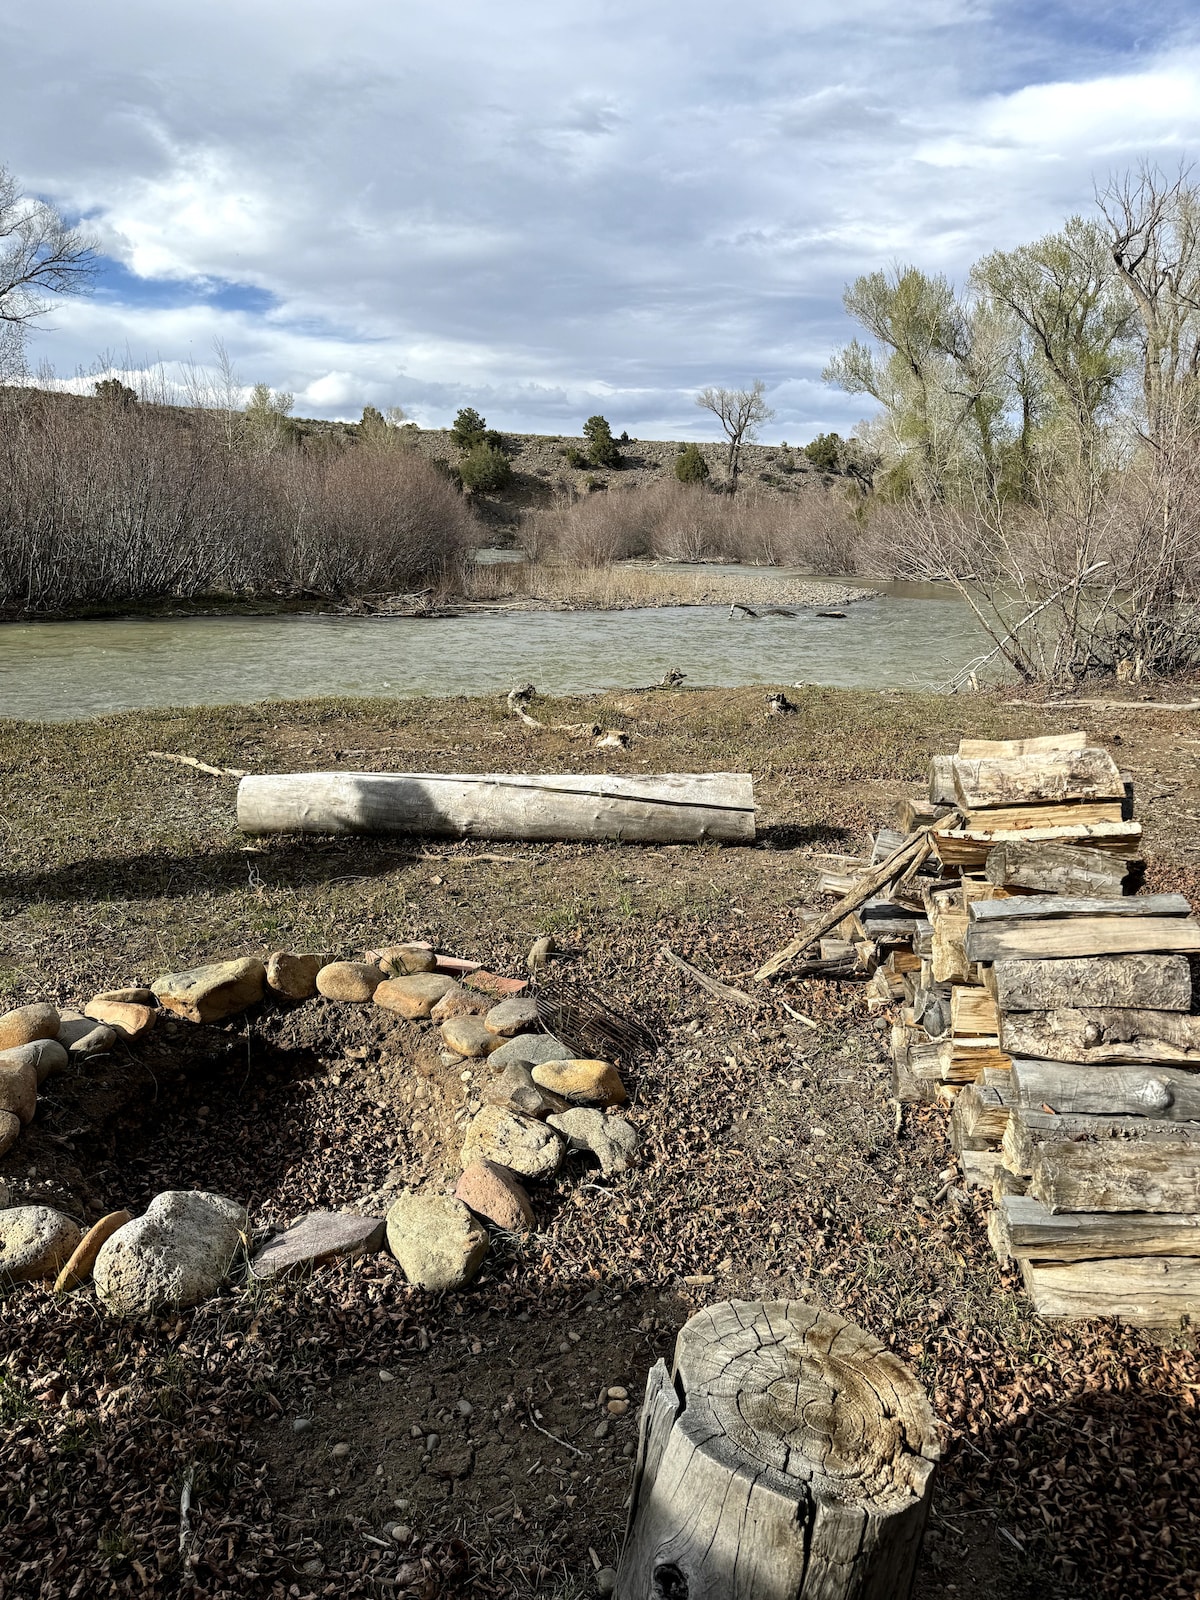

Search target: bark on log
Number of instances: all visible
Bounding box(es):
[968,893,1190,924]
[1010,1058,1200,1119]
[615,1300,939,1600]
[238,771,755,844]
[999,1007,1200,1065]
[951,747,1123,810]
[964,915,1200,964]
[1002,1112,1200,1178]
[990,1192,1200,1261]
[987,953,1195,1013]
[1031,1139,1200,1213]
[983,839,1134,898]
[1020,1255,1200,1325]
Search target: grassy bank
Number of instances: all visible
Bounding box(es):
[2,686,1199,1599]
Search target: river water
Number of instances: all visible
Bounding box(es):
[0,581,981,722]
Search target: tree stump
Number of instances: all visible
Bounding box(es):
[615,1301,940,1600]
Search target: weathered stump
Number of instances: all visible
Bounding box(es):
[616,1301,940,1600]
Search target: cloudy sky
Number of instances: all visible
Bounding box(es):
[4,0,1200,440]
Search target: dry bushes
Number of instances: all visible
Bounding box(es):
[0,391,474,613]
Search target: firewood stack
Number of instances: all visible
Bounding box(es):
[863,731,1200,1325]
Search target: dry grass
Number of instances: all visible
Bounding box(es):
[458,560,868,610]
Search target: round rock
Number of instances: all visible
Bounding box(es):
[377,944,438,976]
[267,951,322,1000]
[93,1191,248,1316]
[0,1003,59,1052]
[439,1016,501,1058]
[455,1161,535,1232]
[488,1032,568,1068]
[532,1059,627,1107]
[0,1205,83,1282]
[0,1110,19,1157]
[84,999,156,1040]
[385,1190,488,1291]
[1,1038,68,1087]
[430,985,486,1023]
[483,997,540,1037]
[316,961,383,1002]
[547,1108,641,1175]
[90,987,156,1007]
[375,973,459,1019]
[461,1104,564,1180]
[0,1056,37,1124]
[57,1012,118,1058]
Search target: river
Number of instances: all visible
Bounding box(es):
[0,581,981,722]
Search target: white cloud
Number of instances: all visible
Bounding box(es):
[4,1,1200,438]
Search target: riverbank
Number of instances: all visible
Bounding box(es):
[2,686,1199,1598]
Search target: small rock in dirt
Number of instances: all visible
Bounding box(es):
[461,1105,565,1180]
[607,1399,629,1416]
[375,973,460,1019]
[456,1399,473,1417]
[89,987,156,1007]
[0,1002,59,1052]
[376,944,438,976]
[430,985,487,1023]
[56,1012,117,1059]
[0,1056,37,1124]
[483,997,540,1037]
[532,1059,627,1106]
[1,1038,68,1087]
[153,957,267,1024]
[386,1190,488,1290]
[526,934,554,973]
[597,1569,618,1597]
[482,1062,568,1120]
[429,1443,474,1480]
[292,1417,313,1434]
[547,1108,641,1175]
[607,1386,628,1400]
[455,1161,535,1232]
[250,1210,386,1279]
[389,1523,413,1544]
[0,1205,83,1281]
[266,951,322,1000]
[93,1191,248,1316]
[83,999,156,1040]
[439,1015,501,1058]
[54,1210,133,1292]
[593,1419,609,1439]
[331,1442,350,1459]
[0,1112,19,1158]
[315,961,383,1003]
[488,1032,568,1068]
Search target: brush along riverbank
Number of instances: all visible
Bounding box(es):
[1,686,1199,1600]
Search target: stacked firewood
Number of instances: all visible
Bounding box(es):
[759,729,1200,1326]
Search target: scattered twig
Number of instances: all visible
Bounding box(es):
[527,1406,585,1457]
[777,999,818,1028]
[148,751,248,780]
[661,946,759,1009]
[179,1466,196,1557]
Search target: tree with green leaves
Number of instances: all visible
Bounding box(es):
[695,380,774,488]
[583,414,621,468]
[674,442,709,483]
[459,443,513,491]
[450,407,488,453]
[243,382,297,453]
[94,377,138,408]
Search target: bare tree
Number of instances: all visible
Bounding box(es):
[695,379,774,488]
[0,164,96,375]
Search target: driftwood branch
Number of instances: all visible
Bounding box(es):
[507,686,631,748]
[661,946,759,1009]
[754,813,959,982]
[148,751,249,780]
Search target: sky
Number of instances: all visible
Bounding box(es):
[4,0,1200,441]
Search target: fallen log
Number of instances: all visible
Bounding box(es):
[935,819,1142,868]
[983,838,1135,897]
[967,893,1191,924]
[238,771,755,845]
[660,947,759,1010]
[1031,1138,1200,1213]
[1002,1111,1200,1177]
[615,1300,939,1600]
[951,747,1124,809]
[986,953,1195,1013]
[1010,1058,1200,1120]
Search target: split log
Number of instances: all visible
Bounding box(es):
[957,732,1087,758]
[895,797,949,833]
[615,1300,939,1600]
[871,829,907,864]
[238,771,756,845]
[928,755,956,807]
[999,1007,1200,1065]
[1031,1139,1200,1213]
[960,800,1126,832]
[987,953,1195,1013]
[1010,1058,1200,1120]
[1020,1255,1200,1325]
[935,819,1141,868]
[989,1193,1200,1262]
[1002,1111,1200,1177]
[983,839,1135,898]
[953,1083,1010,1144]
[967,893,1191,924]
[950,987,999,1036]
[951,747,1123,810]
[964,915,1200,964]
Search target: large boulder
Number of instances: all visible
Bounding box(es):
[548,1109,641,1175]
[0,1205,82,1282]
[250,1211,385,1279]
[385,1191,488,1290]
[374,974,459,1019]
[93,1191,248,1315]
[461,1104,565,1180]
[0,1003,59,1052]
[152,960,266,1024]
[531,1059,627,1107]
[84,999,156,1040]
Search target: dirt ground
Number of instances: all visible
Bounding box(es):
[2,684,1200,1599]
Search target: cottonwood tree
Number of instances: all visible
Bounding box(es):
[695,380,774,487]
[0,164,95,379]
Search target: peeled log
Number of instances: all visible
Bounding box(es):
[238,771,755,845]
[987,953,1195,1013]
[616,1300,939,1600]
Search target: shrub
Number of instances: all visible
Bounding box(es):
[674,442,709,484]
[583,414,621,468]
[562,445,589,468]
[803,432,843,473]
[450,407,488,453]
[459,443,513,492]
